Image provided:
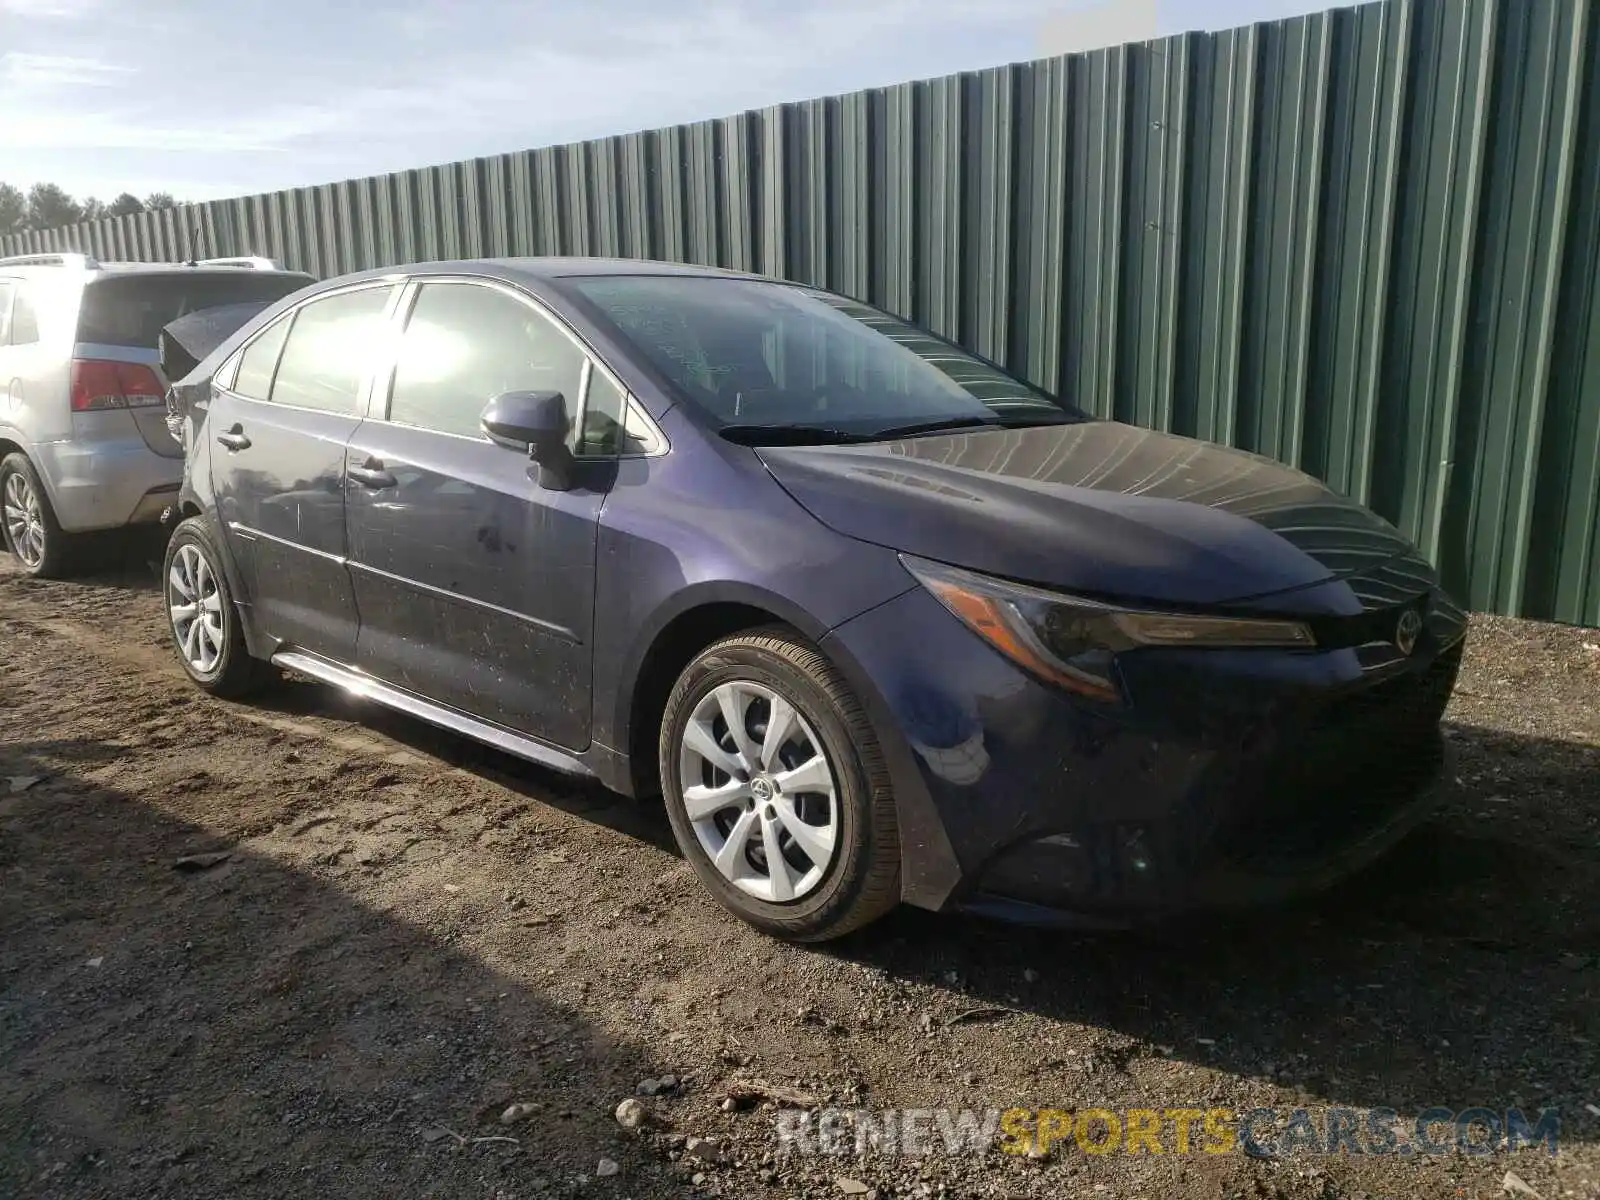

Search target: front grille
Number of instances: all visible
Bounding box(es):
[1313,638,1460,731]
[1214,641,1461,864]
[1306,591,1429,650]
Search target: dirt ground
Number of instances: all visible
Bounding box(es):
[2,551,1597,1200]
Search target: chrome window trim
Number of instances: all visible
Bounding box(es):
[269,650,594,779]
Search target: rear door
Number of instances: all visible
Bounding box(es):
[209,282,399,662]
[344,278,617,751]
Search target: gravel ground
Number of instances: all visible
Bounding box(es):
[1,552,1597,1200]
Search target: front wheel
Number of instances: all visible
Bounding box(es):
[659,627,900,942]
[163,516,271,697]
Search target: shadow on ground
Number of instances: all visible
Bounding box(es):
[249,676,680,855]
[219,658,1600,1146]
[0,744,693,1199]
[121,630,1600,1153]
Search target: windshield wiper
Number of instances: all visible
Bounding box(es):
[718,424,873,446]
[874,411,1082,439]
[869,416,1003,439]
[721,411,1080,448]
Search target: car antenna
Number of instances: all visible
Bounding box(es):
[186,226,206,268]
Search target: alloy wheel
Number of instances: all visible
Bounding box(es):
[3,471,46,568]
[168,542,226,675]
[677,680,840,903]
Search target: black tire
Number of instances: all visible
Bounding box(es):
[162,516,272,697]
[1,453,75,578]
[659,626,900,942]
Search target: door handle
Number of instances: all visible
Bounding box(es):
[348,460,397,489]
[216,424,251,451]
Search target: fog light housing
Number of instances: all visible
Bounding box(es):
[981,833,1096,908]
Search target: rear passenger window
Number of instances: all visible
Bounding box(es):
[231,315,291,400]
[270,286,394,414]
[0,282,13,344]
[10,288,38,345]
[388,282,586,439]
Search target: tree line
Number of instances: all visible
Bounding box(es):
[0,183,180,237]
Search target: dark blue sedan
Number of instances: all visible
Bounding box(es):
[162,257,1466,940]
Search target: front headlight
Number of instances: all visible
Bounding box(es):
[901,555,1315,703]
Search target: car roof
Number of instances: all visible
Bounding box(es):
[316,256,770,291]
[501,257,762,280]
[93,262,314,276]
[0,262,314,282]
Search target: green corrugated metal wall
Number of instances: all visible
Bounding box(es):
[5,0,1597,625]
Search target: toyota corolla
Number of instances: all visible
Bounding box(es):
[162,257,1465,941]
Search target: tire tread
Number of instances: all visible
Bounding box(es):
[1,453,76,579]
[659,624,900,942]
[163,516,273,698]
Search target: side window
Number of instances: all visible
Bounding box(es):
[579,370,626,455]
[271,286,395,414]
[10,287,39,345]
[0,281,13,345]
[621,399,663,454]
[388,282,585,439]
[578,370,658,457]
[229,314,291,400]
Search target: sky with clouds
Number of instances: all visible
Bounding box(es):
[2,0,1339,205]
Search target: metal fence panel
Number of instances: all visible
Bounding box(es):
[4,0,1597,625]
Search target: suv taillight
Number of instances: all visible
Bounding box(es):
[70,359,165,411]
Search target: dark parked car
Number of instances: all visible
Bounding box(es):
[163,258,1466,941]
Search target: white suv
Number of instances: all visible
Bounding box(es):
[0,253,314,576]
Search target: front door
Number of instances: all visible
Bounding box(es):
[344,279,608,751]
[209,283,398,661]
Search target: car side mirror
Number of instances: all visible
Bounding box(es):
[482,390,568,459]
[482,390,575,491]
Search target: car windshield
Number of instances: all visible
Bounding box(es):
[565,275,1080,442]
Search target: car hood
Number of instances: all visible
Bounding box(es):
[756,421,1420,607]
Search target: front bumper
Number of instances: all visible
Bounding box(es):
[960,737,1454,929]
[820,581,1465,928]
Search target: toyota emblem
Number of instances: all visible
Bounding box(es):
[1396,609,1423,656]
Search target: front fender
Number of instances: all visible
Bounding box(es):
[587,415,918,776]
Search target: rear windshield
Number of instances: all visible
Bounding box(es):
[77,272,313,348]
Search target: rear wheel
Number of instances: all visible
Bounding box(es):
[1,454,74,578]
[659,627,900,942]
[163,516,271,697]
